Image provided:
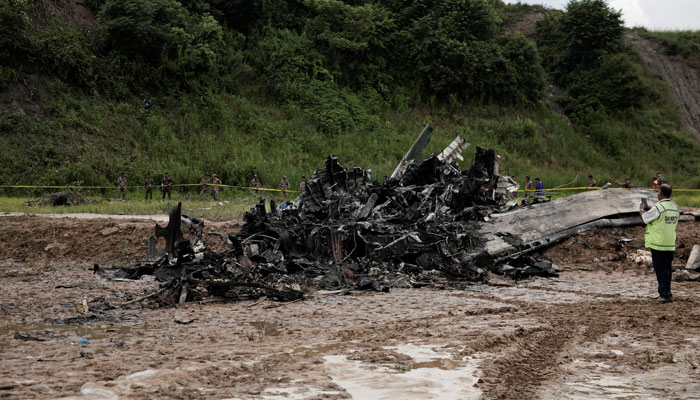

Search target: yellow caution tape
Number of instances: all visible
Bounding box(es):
[0,184,298,193]
[516,187,700,193]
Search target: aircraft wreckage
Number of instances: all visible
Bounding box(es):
[112,124,697,306]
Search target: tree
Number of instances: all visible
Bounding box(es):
[97,0,202,64]
[304,0,396,91]
[560,0,624,71]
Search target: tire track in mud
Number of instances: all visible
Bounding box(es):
[476,298,700,399]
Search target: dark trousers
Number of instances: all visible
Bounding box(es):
[145,188,152,200]
[651,249,674,298]
[162,188,171,199]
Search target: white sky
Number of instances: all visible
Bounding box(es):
[503,0,700,30]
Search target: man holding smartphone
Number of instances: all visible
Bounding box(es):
[640,184,680,303]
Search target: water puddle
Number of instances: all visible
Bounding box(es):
[58,369,163,400]
[1,322,149,341]
[323,344,481,399]
[261,381,344,400]
[565,376,649,399]
[292,342,349,357]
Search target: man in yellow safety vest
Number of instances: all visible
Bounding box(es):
[640,184,679,303]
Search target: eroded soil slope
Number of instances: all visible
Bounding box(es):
[627,30,700,141]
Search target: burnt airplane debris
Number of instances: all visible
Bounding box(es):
[112,127,664,306]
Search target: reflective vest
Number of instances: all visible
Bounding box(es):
[645,200,679,251]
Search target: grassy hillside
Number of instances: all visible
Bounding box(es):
[1,0,699,199]
[640,29,700,69]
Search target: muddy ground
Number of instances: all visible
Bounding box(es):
[1,215,700,399]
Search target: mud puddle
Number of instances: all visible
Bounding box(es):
[565,375,648,399]
[323,344,481,399]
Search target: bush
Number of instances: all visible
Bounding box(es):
[0,0,32,66]
[35,26,96,91]
[0,65,18,90]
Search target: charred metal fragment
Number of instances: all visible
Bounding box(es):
[154,203,183,258]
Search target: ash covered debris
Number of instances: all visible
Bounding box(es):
[117,137,553,305]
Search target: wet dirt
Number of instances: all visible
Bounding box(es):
[0,215,241,264]
[0,215,699,399]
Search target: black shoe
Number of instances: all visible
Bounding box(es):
[652,296,673,303]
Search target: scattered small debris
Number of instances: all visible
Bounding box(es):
[100,227,120,237]
[13,332,47,342]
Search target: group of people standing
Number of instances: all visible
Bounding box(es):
[116,172,173,200]
[515,176,546,203]
[114,172,304,201]
[609,171,668,191]
[249,174,298,201]
[509,171,668,205]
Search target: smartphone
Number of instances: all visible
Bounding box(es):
[641,198,649,209]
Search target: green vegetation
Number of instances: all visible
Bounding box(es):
[0,195,258,220]
[1,0,699,209]
[639,29,700,69]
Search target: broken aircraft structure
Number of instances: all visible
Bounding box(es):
[117,125,668,305]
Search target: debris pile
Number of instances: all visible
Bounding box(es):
[119,137,560,305]
[675,244,700,282]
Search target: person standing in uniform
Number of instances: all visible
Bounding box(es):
[144,173,154,200]
[117,172,127,200]
[640,184,679,303]
[588,174,597,188]
[161,172,173,200]
[200,174,210,198]
[210,174,221,200]
[522,176,533,204]
[652,171,667,192]
[656,171,667,186]
[250,174,261,194]
[616,177,635,188]
[280,176,289,201]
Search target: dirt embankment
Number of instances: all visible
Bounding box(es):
[626,30,700,142]
[503,9,546,39]
[30,0,96,28]
[0,216,242,264]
